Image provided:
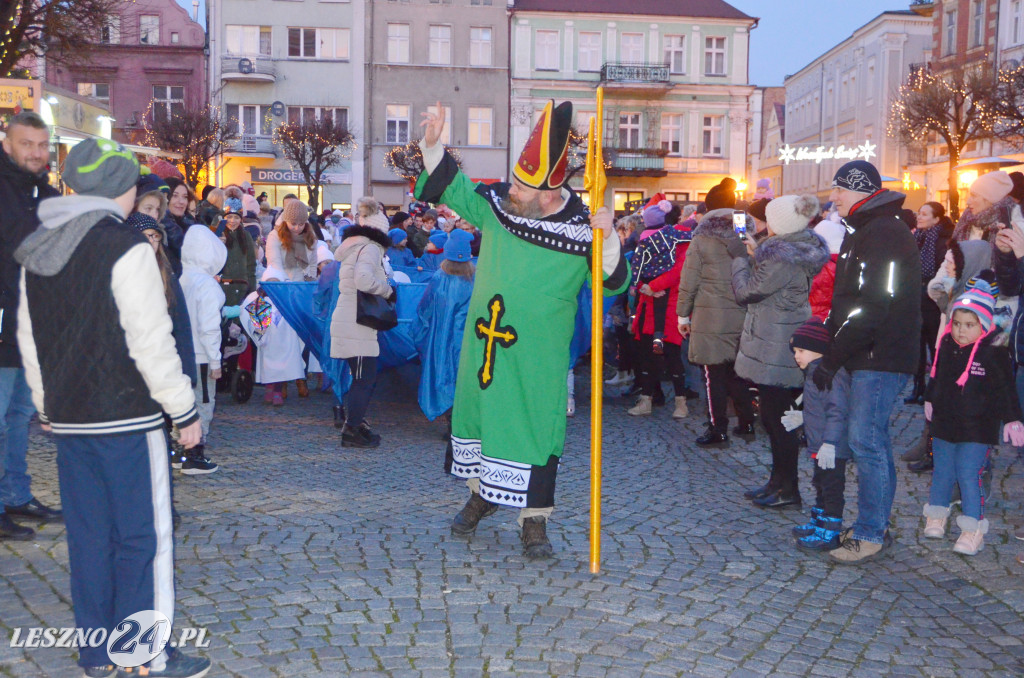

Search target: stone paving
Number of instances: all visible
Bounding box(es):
[2,367,1024,677]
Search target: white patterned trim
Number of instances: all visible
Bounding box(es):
[449,436,532,507]
[450,436,481,478]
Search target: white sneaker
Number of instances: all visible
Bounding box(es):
[628,395,653,416]
[921,504,950,539]
[566,398,576,417]
[952,516,988,555]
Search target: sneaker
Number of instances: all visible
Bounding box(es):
[180,447,219,475]
[116,649,210,677]
[952,516,988,556]
[672,396,688,419]
[627,395,653,416]
[83,666,116,678]
[922,504,950,539]
[0,513,35,541]
[342,423,381,448]
[828,528,893,565]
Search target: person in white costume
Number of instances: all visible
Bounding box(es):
[239,267,307,406]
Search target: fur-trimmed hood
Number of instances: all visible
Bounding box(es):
[754,229,830,276]
[340,224,392,250]
[694,208,747,241]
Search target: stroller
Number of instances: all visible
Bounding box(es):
[216,318,255,403]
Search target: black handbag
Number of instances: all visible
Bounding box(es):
[356,290,398,331]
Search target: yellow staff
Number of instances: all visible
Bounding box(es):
[583,87,606,574]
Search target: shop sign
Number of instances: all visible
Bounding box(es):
[251,167,351,184]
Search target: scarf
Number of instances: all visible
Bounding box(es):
[916,226,942,281]
[951,197,1016,244]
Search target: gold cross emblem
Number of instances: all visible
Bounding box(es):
[475,294,517,389]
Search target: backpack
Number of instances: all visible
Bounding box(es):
[631,226,692,284]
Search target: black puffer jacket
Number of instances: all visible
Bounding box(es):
[0,146,59,367]
[824,190,921,375]
[925,333,1021,445]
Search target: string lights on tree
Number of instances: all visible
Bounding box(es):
[1,0,120,78]
[143,100,237,187]
[887,60,1016,220]
[384,140,461,181]
[273,115,354,213]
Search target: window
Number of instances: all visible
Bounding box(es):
[840,74,849,110]
[171,32,179,44]
[287,107,348,129]
[664,192,688,202]
[613,191,644,213]
[702,115,723,156]
[387,23,409,63]
[664,35,685,74]
[429,25,451,65]
[866,59,876,103]
[427,105,452,144]
[704,36,726,75]
[578,31,602,72]
[140,15,159,45]
[825,82,834,117]
[470,0,492,4]
[226,104,274,136]
[288,28,349,58]
[660,113,683,155]
[535,30,560,70]
[386,105,410,143]
[619,33,644,62]
[100,17,120,44]
[972,1,984,47]
[470,27,492,66]
[1014,0,1024,45]
[152,85,184,123]
[77,83,110,107]
[226,25,272,56]
[618,113,641,148]
[468,106,492,146]
[945,9,957,55]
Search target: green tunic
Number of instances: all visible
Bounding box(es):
[416,151,628,508]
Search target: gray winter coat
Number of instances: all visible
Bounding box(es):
[732,229,830,388]
[330,226,393,360]
[676,211,749,366]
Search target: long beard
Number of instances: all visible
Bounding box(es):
[500,194,546,220]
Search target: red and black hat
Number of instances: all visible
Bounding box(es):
[513,100,573,191]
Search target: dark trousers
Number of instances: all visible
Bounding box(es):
[813,460,848,518]
[637,335,685,396]
[611,325,635,373]
[701,362,755,433]
[914,291,941,389]
[345,356,378,426]
[56,429,175,668]
[758,384,802,493]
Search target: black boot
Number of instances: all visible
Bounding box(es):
[521,516,554,558]
[333,405,346,429]
[0,513,34,541]
[732,422,756,438]
[901,425,929,462]
[904,374,925,404]
[451,493,498,535]
[753,488,802,509]
[695,427,728,448]
[908,438,933,473]
[342,422,380,448]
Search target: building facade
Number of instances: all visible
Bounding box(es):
[44,0,206,146]
[208,0,366,210]
[364,0,510,210]
[746,85,785,200]
[509,0,757,213]
[781,10,931,201]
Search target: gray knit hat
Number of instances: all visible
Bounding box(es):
[62,138,139,198]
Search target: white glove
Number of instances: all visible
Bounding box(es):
[780,408,803,432]
[816,443,836,470]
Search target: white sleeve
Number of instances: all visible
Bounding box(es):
[196,282,224,369]
[602,228,621,278]
[265,231,285,273]
[111,244,197,425]
[16,269,46,419]
[421,137,444,174]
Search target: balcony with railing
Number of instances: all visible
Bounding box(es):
[600,62,672,94]
[230,134,275,155]
[221,56,276,83]
[603,147,668,177]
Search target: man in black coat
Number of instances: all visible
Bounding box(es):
[0,112,62,541]
[813,160,921,564]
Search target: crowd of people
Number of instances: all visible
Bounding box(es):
[2,99,1024,676]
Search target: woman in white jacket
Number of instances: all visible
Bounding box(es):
[179,226,227,473]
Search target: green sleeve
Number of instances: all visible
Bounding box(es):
[413,150,494,230]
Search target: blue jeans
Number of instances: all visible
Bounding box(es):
[930,439,990,520]
[848,370,909,544]
[0,368,36,511]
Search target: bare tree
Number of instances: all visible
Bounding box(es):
[992,62,1024,149]
[273,116,354,212]
[384,140,462,182]
[888,63,1002,220]
[144,101,237,187]
[1,0,119,77]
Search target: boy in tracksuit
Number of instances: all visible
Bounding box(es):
[15,139,209,677]
[783,318,852,551]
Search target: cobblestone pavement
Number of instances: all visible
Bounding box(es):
[2,367,1024,677]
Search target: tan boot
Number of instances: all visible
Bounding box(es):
[922,504,950,539]
[672,396,689,419]
[953,516,988,555]
[628,395,653,416]
[296,378,309,398]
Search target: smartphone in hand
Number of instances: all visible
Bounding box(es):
[733,210,747,240]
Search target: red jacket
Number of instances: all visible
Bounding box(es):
[633,240,691,343]
[809,253,837,320]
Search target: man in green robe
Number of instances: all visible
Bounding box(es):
[416,100,629,558]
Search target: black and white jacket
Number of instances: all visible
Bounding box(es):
[16,196,198,435]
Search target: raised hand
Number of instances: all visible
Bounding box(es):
[419,101,446,149]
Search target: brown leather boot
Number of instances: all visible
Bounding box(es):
[521,516,554,558]
[280,383,288,399]
[296,379,309,398]
[451,493,498,535]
